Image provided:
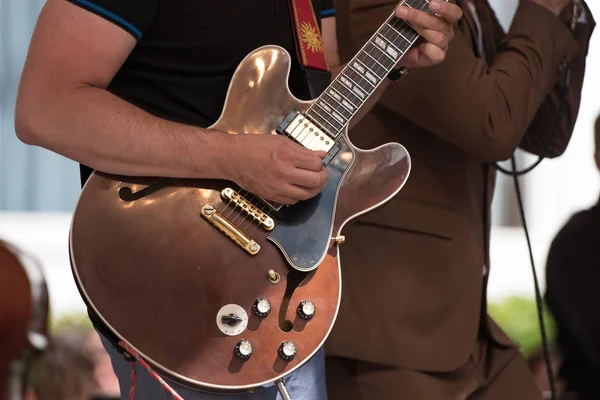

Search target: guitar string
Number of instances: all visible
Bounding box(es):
[300,1,425,154]
[238,0,428,240]
[219,0,428,241]
[304,0,426,125]
[236,0,427,239]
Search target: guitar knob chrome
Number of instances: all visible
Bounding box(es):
[278,341,297,361]
[234,340,253,360]
[252,298,271,318]
[297,301,316,320]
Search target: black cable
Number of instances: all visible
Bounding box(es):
[510,155,557,400]
[492,3,581,396]
[495,155,544,176]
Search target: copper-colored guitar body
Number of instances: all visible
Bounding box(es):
[70,45,410,394]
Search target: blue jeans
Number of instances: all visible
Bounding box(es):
[99,331,327,400]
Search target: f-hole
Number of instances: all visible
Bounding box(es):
[278,269,306,332]
[118,178,178,201]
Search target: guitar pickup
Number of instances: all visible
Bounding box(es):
[277,110,336,153]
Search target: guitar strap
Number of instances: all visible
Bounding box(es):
[288,0,332,98]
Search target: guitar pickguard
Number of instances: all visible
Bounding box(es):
[268,142,353,271]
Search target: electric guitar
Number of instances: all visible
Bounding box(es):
[70,0,431,394]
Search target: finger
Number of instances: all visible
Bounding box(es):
[270,194,299,205]
[395,5,448,33]
[417,42,446,66]
[313,150,328,159]
[293,151,325,172]
[288,168,328,189]
[410,26,448,50]
[429,0,463,24]
[280,185,314,202]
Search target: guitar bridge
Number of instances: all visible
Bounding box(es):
[221,188,275,231]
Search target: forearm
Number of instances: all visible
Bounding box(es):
[15,85,234,180]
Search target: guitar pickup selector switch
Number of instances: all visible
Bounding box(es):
[216,304,248,336]
[252,298,271,318]
[297,301,316,320]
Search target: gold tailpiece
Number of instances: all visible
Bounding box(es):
[201,204,260,255]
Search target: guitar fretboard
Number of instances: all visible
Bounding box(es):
[306,0,433,137]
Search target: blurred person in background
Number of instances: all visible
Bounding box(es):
[25,325,119,400]
[545,114,600,400]
[327,0,595,399]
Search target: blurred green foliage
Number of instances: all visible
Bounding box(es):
[488,296,556,358]
[50,311,92,334]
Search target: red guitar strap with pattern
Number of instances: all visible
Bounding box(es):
[288,0,330,72]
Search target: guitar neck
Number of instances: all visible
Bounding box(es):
[306,0,433,137]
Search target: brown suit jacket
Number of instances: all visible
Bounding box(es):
[327,0,595,371]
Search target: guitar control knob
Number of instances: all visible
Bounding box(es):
[234,340,253,360]
[278,341,297,361]
[297,301,316,320]
[252,298,271,318]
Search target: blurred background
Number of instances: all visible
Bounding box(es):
[1,0,599,397]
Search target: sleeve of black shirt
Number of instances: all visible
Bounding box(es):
[321,0,335,18]
[65,0,160,40]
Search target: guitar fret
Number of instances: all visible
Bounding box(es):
[315,102,347,126]
[322,93,354,116]
[305,0,435,138]
[366,41,395,64]
[345,69,375,93]
[311,106,344,132]
[330,87,360,110]
[373,34,401,61]
[345,69,378,99]
[381,24,411,51]
[389,19,418,42]
[355,58,384,80]
[356,53,386,78]
[348,65,375,89]
[364,43,395,69]
[332,82,362,108]
[316,98,353,122]
[376,33,402,55]
[360,50,387,72]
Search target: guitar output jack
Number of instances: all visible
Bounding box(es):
[268,269,280,284]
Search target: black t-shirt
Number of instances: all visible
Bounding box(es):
[66,0,334,184]
[67,0,334,346]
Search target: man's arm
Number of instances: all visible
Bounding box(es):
[15,0,457,203]
[357,1,593,162]
[15,0,330,205]
[518,2,595,157]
